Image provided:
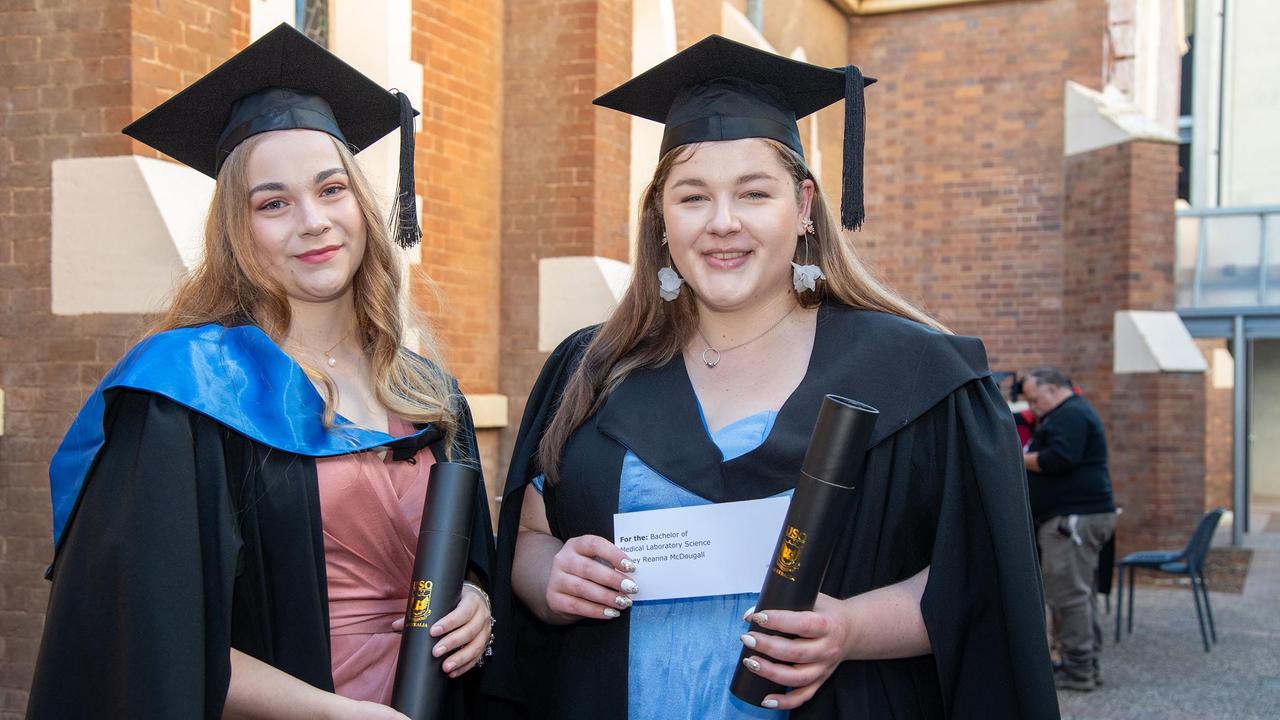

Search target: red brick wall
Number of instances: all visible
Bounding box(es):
[0,2,238,713]
[848,0,1106,371]
[411,0,505,511]
[673,0,721,50]
[127,0,239,160]
[498,0,631,483]
[1198,339,1233,511]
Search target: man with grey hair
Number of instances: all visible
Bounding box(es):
[1022,367,1116,692]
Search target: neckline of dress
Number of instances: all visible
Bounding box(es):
[676,302,828,465]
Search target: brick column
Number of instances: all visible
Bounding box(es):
[499,0,631,482]
[411,0,505,507]
[1063,139,1205,552]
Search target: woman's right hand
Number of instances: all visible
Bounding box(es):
[544,534,639,622]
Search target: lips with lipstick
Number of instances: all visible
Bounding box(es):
[296,245,342,264]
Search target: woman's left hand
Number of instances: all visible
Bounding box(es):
[410,585,492,678]
[738,593,858,711]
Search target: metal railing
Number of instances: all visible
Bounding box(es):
[1177,205,1280,309]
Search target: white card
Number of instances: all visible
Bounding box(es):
[613,495,791,602]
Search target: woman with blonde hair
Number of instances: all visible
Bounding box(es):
[29,26,492,720]
[485,36,1057,719]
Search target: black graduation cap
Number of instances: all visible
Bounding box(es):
[594,35,875,230]
[122,23,422,247]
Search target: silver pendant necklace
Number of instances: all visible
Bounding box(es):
[695,303,797,368]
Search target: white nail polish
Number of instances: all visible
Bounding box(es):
[762,698,779,709]
[740,633,756,649]
[621,578,639,594]
[603,608,621,618]
[614,595,632,609]
[743,657,761,672]
[620,559,638,572]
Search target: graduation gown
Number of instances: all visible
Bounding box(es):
[27,324,494,720]
[484,303,1058,719]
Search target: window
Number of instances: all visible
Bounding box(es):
[299,0,329,47]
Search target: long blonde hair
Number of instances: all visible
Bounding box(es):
[537,138,943,482]
[150,132,458,448]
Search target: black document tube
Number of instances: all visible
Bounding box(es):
[730,394,878,706]
[391,461,478,719]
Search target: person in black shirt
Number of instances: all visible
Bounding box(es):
[1022,367,1117,692]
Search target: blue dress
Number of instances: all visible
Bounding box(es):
[536,409,789,720]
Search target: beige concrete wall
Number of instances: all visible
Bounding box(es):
[1192,0,1280,207]
[1250,339,1280,500]
[1220,0,1280,206]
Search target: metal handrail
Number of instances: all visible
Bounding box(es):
[1176,204,1280,217]
[1177,205,1280,309]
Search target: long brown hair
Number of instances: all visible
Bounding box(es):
[537,138,943,482]
[150,132,458,447]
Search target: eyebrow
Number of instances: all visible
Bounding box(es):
[249,181,286,195]
[249,167,346,196]
[314,167,346,184]
[669,172,781,190]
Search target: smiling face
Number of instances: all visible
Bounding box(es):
[661,138,814,314]
[244,129,367,305]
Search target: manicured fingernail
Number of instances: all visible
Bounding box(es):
[614,595,632,609]
[762,698,779,709]
[742,605,756,621]
[620,559,637,572]
[621,578,639,594]
[751,612,768,625]
[743,657,761,672]
[603,608,621,618]
[740,633,756,649]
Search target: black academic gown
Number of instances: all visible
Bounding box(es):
[28,382,493,719]
[484,303,1059,719]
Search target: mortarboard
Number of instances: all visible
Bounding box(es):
[123,23,422,247]
[593,35,875,230]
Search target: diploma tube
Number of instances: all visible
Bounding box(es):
[730,394,878,706]
[391,461,479,719]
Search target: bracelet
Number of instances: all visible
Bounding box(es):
[462,581,496,668]
[462,581,491,611]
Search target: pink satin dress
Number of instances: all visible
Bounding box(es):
[316,417,435,704]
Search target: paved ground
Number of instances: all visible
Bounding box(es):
[1056,510,1280,720]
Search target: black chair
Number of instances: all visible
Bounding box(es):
[1096,530,1116,613]
[1114,507,1225,652]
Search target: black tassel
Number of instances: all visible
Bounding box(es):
[841,66,866,232]
[394,91,421,248]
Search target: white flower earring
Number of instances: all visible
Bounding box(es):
[792,218,825,293]
[658,231,684,301]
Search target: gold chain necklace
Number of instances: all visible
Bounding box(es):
[695,303,798,368]
[291,325,354,368]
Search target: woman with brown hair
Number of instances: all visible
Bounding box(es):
[484,36,1057,719]
[29,26,492,720]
